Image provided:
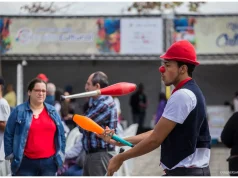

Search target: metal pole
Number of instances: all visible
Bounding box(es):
[162,13,175,98]
[160,15,166,94]
[0,30,2,76]
[0,21,2,76]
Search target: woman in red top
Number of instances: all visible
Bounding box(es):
[4,78,65,176]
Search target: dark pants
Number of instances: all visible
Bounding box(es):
[14,156,57,176]
[229,157,238,176]
[83,151,113,176]
[132,112,145,134]
[164,166,211,176]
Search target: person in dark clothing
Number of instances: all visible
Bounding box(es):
[130,83,147,134]
[221,112,238,176]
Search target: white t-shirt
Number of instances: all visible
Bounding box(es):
[0,98,10,160]
[161,89,210,170]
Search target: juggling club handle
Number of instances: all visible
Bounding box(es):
[112,135,134,147]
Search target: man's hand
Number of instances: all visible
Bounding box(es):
[95,126,123,146]
[107,154,124,176]
[103,126,115,142]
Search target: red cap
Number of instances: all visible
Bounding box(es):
[160,40,199,66]
[37,73,48,82]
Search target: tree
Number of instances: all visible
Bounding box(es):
[20,2,206,15]
[127,2,206,14]
[20,2,74,14]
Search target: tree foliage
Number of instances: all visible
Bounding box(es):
[20,2,206,14]
[127,2,206,14]
[20,2,73,14]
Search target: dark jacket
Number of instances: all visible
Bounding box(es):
[130,92,147,113]
[221,112,238,156]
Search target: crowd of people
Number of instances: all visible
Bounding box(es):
[0,71,126,176]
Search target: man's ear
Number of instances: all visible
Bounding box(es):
[96,83,101,89]
[180,65,188,74]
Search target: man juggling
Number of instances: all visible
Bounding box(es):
[100,40,211,176]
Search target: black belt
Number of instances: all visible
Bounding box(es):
[86,148,114,154]
[164,166,210,176]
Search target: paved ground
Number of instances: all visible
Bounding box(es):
[130,145,230,176]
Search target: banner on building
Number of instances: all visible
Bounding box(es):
[121,18,163,54]
[1,17,163,56]
[173,16,238,54]
[6,18,98,54]
[0,18,12,54]
[95,18,120,54]
[1,17,164,56]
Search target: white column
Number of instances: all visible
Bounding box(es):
[17,63,23,105]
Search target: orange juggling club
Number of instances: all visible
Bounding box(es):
[73,114,134,147]
[61,82,136,101]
